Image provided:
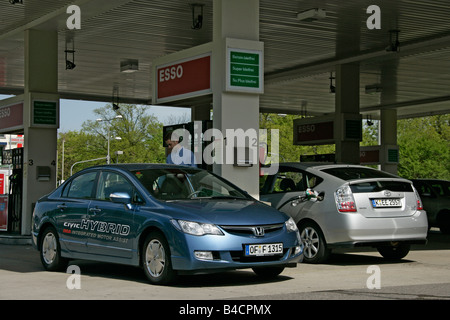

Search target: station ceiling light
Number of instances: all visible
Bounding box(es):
[120,59,139,73]
[296,8,326,22]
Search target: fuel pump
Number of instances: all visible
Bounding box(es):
[8,147,23,233]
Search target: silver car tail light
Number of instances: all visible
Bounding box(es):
[412,186,424,210]
[334,185,357,212]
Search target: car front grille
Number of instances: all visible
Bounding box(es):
[220,223,284,237]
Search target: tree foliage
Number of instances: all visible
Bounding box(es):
[58,104,165,180]
[397,114,449,180]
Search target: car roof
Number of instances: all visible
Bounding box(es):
[279,162,370,170]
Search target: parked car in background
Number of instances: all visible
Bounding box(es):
[260,162,428,263]
[32,164,303,285]
[411,179,450,234]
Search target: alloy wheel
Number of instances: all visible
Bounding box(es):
[42,232,57,265]
[145,239,166,277]
[301,226,320,259]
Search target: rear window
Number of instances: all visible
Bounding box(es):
[350,181,413,193]
[322,167,397,181]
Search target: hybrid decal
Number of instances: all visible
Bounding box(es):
[63,219,131,243]
[64,219,130,236]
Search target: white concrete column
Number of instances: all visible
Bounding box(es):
[334,63,361,164]
[379,109,398,174]
[22,29,59,235]
[212,0,261,198]
[379,62,399,174]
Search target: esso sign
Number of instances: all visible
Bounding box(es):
[159,65,183,82]
[155,54,211,103]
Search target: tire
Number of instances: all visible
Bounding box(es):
[142,231,177,285]
[39,226,68,271]
[377,243,410,260]
[252,266,285,278]
[299,221,330,264]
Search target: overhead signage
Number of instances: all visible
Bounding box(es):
[293,116,334,145]
[155,53,211,104]
[0,102,23,133]
[226,48,263,93]
[360,146,380,164]
[32,100,59,127]
[294,114,362,146]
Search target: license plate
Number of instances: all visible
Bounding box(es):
[371,198,401,208]
[245,243,283,256]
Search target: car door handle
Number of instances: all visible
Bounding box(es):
[57,204,67,210]
[89,207,102,214]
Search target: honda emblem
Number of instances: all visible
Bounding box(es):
[252,227,265,237]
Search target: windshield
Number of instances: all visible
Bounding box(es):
[131,168,250,201]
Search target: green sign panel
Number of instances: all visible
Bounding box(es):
[33,101,57,126]
[345,119,362,140]
[387,148,399,163]
[228,50,262,91]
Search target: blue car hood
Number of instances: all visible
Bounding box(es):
[163,199,287,225]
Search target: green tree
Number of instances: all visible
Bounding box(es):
[58,104,165,179]
[397,115,450,179]
[58,130,100,181]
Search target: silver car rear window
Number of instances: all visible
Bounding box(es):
[349,181,413,193]
[322,167,396,181]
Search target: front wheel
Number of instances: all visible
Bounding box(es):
[142,231,177,285]
[39,226,68,271]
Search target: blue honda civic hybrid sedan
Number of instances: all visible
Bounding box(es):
[32,164,302,285]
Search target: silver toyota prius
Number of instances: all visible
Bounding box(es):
[260,163,428,263]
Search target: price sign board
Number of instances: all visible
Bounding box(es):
[226,42,264,94]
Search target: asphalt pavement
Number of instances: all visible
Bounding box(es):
[1,230,449,301]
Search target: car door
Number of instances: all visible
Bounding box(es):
[86,171,137,259]
[56,171,98,254]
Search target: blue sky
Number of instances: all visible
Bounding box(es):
[0,94,190,132]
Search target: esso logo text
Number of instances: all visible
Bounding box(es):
[0,107,11,119]
[159,65,183,82]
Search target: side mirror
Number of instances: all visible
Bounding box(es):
[110,192,131,204]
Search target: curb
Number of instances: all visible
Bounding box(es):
[0,234,32,245]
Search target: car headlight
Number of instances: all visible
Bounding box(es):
[285,217,298,233]
[171,219,224,236]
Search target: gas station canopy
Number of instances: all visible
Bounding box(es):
[1,0,449,119]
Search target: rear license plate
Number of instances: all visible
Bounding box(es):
[371,198,401,208]
[245,243,283,256]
